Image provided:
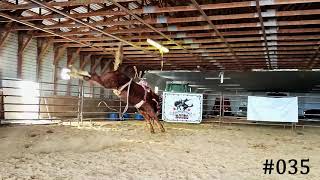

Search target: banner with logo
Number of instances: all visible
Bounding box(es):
[162,92,203,123]
[247,96,298,122]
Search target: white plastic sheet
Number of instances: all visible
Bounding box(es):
[247,96,298,122]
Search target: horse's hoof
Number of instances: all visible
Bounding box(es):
[161,129,165,133]
[150,130,155,134]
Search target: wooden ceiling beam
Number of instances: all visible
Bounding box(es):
[50,28,320,43]
[255,0,271,69]
[29,19,320,37]
[1,0,318,13]
[60,35,320,52]
[27,0,162,61]
[63,41,319,50]
[0,0,136,11]
[4,8,319,24]
[76,46,318,54]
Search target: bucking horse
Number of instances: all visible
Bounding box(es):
[69,68,165,133]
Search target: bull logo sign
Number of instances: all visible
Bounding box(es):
[162,92,203,123]
[174,99,193,111]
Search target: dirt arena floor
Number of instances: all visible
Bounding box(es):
[0,121,320,180]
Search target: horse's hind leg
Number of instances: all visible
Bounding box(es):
[154,116,165,132]
[149,111,165,133]
[140,111,155,133]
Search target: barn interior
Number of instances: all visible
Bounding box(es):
[1,0,320,124]
[0,0,320,179]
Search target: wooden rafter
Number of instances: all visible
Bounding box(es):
[1,0,318,12]
[0,23,14,48]
[8,9,320,31]
[255,0,272,69]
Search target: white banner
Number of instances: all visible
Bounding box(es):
[162,92,203,123]
[247,96,298,122]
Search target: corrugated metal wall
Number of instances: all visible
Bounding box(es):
[0,33,18,79]
[22,38,37,81]
[0,32,101,98]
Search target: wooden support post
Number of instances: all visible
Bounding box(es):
[53,46,66,95]
[36,38,53,81]
[66,48,81,96]
[17,33,24,79]
[68,47,81,66]
[91,56,103,98]
[90,57,94,97]
[53,46,66,65]
[101,59,113,75]
[66,49,73,96]
[91,56,103,73]
[100,61,106,98]
[80,54,91,70]
[36,39,43,81]
[17,32,33,79]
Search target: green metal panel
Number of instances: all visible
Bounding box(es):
[165,82,190,92]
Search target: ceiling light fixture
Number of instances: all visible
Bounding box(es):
[252,69,301,72]
[189,84,203,87]
[205,77,231,80]
[219,84,240,87]
[225,87,244,90]
[197,87,210,90]
[147,38,169,53]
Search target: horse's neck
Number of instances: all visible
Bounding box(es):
[108,75,131,90]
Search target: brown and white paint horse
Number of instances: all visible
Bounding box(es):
[81,70,165,133]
